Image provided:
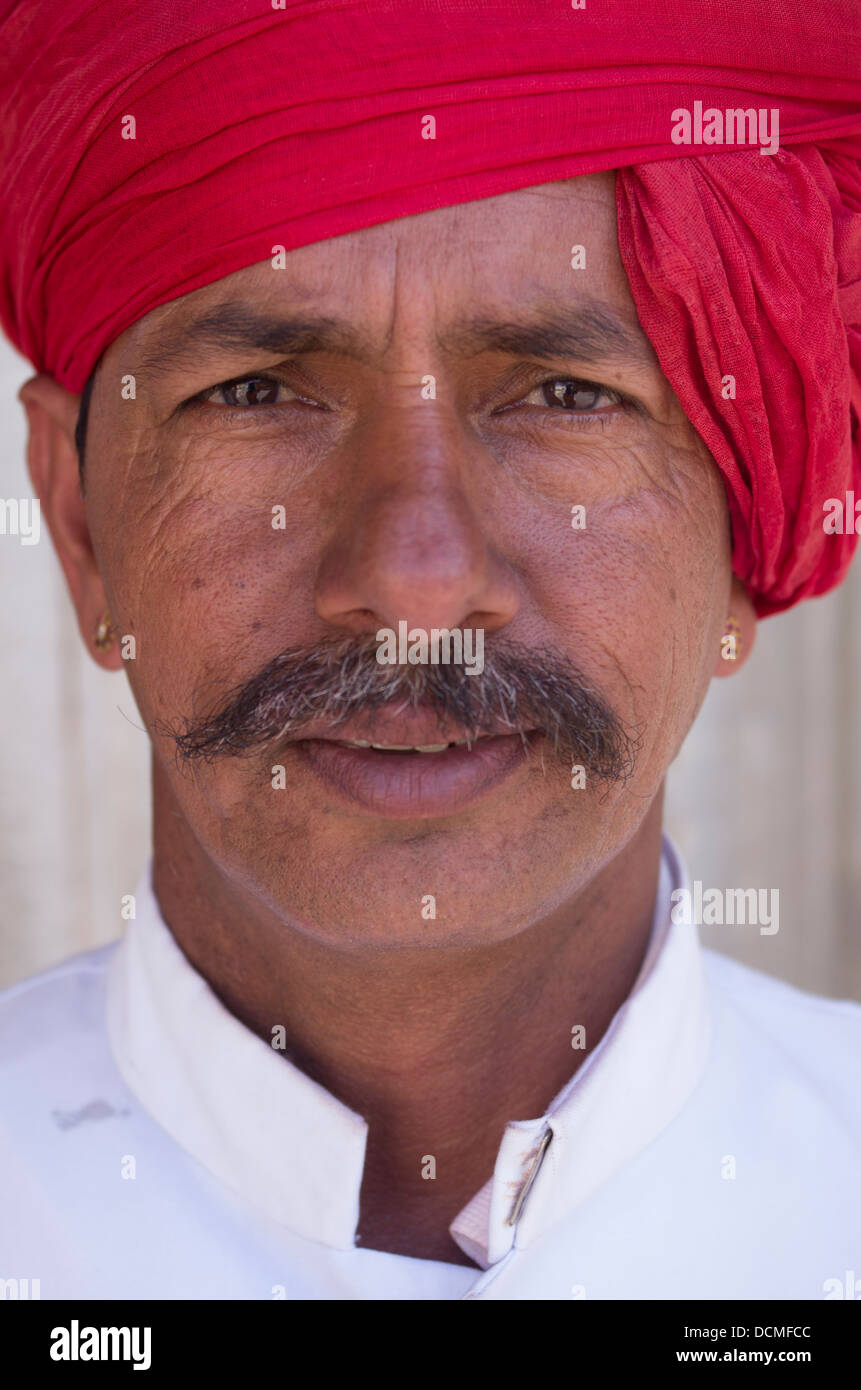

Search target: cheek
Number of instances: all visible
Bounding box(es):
[526,439,732,769]
[92,416,730,776]
[91,445,330,730]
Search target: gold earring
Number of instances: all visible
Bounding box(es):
[93,611,116,651]
[722,615,742,661]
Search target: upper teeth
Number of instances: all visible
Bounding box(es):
[340,739,480,752]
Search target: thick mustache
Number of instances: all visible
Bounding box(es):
[166,634,639,783]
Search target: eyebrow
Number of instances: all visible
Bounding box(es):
[136,303,370,376]
[437,304,656,368]
[135,298,655,376]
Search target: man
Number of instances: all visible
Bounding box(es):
[0,0,859,1300]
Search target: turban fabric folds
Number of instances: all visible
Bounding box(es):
[617,145,861,613]
[0,0,859,613]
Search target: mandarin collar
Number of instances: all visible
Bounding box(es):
[105,833,708,1268]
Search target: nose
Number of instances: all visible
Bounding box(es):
[314,407,520,638]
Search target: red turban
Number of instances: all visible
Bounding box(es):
[1,0,859,614]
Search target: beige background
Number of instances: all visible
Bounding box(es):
[1,338,859,998]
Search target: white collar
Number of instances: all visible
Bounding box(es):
[105,833,708,1268]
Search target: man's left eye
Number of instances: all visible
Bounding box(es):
[521,378,623,411]
[198,375,300,407]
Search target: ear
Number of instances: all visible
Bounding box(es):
[18,373,124,672]
[712,574,757,678]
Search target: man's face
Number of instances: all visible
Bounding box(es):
[78,172,733,947]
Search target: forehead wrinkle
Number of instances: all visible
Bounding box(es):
[132,299,376,377]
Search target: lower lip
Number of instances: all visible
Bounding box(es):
[294,733,536,818]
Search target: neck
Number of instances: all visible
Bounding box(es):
[151,771,664,1265]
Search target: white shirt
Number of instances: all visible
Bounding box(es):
[1,834,859,1300]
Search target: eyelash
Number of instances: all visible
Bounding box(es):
[187,371,636,426]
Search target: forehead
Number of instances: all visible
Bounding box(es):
[114,172,645,367]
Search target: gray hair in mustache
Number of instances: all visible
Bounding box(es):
[167,633,639,783]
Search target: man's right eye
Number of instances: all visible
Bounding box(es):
[196,375,299,408]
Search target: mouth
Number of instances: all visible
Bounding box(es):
[291,727,541,818]
[335,734,491,752]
